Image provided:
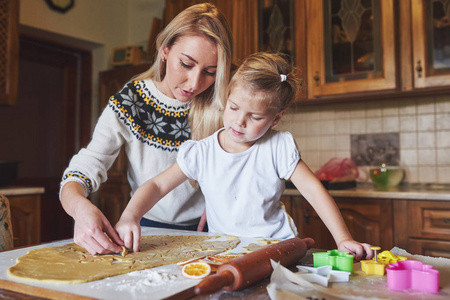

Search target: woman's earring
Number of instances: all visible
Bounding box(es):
[161,56,166,63]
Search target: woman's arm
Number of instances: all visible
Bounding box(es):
[290,160,374,260]
[115,162,189,252]
[60,182,123,255]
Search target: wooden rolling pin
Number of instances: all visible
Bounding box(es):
[194,237,314,295]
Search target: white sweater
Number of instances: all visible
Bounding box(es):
[60,80,204,225]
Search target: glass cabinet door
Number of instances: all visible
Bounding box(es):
[258,0,307,99]
[307,0,396,98]
[412,0,450,88]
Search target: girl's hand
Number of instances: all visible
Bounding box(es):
[72,200,124,255]
[115,214,141,253]
[337,240,374,261]
[197,209,207,232]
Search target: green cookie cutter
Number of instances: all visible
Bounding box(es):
[312,250,354,273]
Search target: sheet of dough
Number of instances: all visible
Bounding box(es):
[8,235,240,284]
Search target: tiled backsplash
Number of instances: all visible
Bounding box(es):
[277,95,450,184]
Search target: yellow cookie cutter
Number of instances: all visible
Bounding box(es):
[360,246,407,276]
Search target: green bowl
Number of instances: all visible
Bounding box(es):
[369,164,404,189]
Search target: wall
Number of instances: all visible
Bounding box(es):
[19,0,165,122]
[278,95,450,184]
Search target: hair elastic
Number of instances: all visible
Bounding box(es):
[280,74,287,82]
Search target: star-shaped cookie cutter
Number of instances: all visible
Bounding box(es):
[386,260,439,293]
[296,265,351,287]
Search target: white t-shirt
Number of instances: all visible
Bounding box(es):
[177,128,300,238]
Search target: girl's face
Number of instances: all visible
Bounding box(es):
[221,83,284,153]
[158,35,218,102]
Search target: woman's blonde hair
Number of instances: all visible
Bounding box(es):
[225,52,300,112]
[134,3,233,141]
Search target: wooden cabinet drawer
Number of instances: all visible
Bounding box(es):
[408,201,450,240]
[282,195,394,250]
[408,238,450,259]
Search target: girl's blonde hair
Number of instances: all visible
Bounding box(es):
[225,52,300,112]
[133,3,233,140]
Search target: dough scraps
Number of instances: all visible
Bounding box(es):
[242,238,280,252]
[8,235,240,284]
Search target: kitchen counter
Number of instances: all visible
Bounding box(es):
[0,186,45,196]
[284,183,450,201]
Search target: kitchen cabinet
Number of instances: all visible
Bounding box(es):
[282,195,394,250]
[7,193,42,247]
[0,0,19,105]
[165,0,450,101]
[393,200,450,259]
[306,0,397,98]
[98,64,150,224]
[408,0,450,89]
[284,193,450,257]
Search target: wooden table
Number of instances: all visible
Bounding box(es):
[1,228,450,299]
[0,227,283,299]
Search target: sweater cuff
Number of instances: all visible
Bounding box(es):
[59,171,93,199]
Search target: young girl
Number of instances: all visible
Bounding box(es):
[115,52,374,261]
[59,3,233,255]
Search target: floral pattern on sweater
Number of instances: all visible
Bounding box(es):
[109,80,190,152]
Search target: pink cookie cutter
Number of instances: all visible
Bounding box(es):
[386,260,439,293]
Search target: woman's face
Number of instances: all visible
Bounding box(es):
[158,35,218,102]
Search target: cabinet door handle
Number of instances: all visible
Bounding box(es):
[313,71,320,86]
[416,60,423,78]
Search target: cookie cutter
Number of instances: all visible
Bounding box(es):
[386,260,439,293]
[312,250,354,273]
[296,265,351,287]
[360,246,407,275]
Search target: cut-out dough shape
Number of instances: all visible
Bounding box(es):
[8,235,240,284]
[242,239,280,252]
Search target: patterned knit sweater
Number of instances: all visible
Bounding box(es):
[60,80,204,225]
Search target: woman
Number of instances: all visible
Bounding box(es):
[60,3,233,255]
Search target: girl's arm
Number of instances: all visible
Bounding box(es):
[115,162,189,252]
[290,160,374,260]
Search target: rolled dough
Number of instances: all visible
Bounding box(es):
[8,235,240,284]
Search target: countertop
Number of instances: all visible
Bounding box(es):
[0,186,45,196]
[283,183,450,201]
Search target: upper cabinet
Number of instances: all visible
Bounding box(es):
[306,0,396,98]
[164,0,450,102]
[410,0,450,89]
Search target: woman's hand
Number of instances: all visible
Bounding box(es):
[337,239,374,261]
[72,199,124,255]
[115,213,141,253]
[60,182,123,255]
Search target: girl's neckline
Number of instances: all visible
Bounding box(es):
[216,128,258,155]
